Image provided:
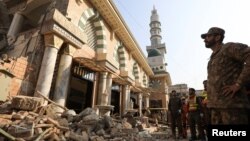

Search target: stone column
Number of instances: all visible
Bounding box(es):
[96,72,115,116]
[138,93,142,117]
[106,73,112,105]
[119,85,122,116]
[35,34,63,103]
[97,72,107,105]
[53,44,76,113]
[91,72,99,107]
[145,95,150,108]
[122,85,130,115]
[7,12,24,44]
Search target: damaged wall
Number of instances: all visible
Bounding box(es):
[0,31,45,99]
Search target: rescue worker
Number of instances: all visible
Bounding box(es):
[187,88,205,141]
[181,97,188,139]
[168,90,183,139]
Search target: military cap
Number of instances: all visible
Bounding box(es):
[201,27,225,39]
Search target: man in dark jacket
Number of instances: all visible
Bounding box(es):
[168,90,183,139]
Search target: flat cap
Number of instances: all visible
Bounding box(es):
[201,27,225,39]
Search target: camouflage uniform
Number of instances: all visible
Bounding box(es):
[200,90,210,138]
[207,42,250,124]
[246,83,250,125]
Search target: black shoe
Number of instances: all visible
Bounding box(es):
[198,136,206,141]
[177,136,183,139]
[171,134,176,139]
[189,137,197,141]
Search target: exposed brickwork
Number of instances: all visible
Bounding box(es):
[9,78,21,96]
[0,33,44,97]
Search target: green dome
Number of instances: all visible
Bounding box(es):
[148,49,161,57]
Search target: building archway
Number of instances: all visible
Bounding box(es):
[66,61,95,113]
[118,45,128,71]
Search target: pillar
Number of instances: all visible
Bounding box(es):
[35,34,63,103]
[106,73,112,105]
[96,72,116,116]
[145,95,150,108]
[122,85,130,115]
[138,93,142,116]
[91,72,99,107]
[97,72,107,105]
[119,85,122,116]
[7,12,24,44]
[53,44,76,112]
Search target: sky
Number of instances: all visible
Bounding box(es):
[113,0,250,90]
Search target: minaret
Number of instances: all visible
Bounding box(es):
[150,6,162,46]
[147,6,172,110]
[147,6,167,73]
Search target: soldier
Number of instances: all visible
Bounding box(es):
[200,80,210,138]
[201,27,250,124]
[245,83,250,125]
[168,90,183,139]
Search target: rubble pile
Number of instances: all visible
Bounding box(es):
[0,96,168,141]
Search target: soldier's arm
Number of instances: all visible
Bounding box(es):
[224,43,250,86]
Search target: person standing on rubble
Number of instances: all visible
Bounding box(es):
[200,80,210,138]
[187,88,205,141]
[181,96,188,139]
[201,27,250,125]
[168,90,183,139]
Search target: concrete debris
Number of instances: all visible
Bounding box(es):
[0,95,170,141]
[11,96,43,111]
